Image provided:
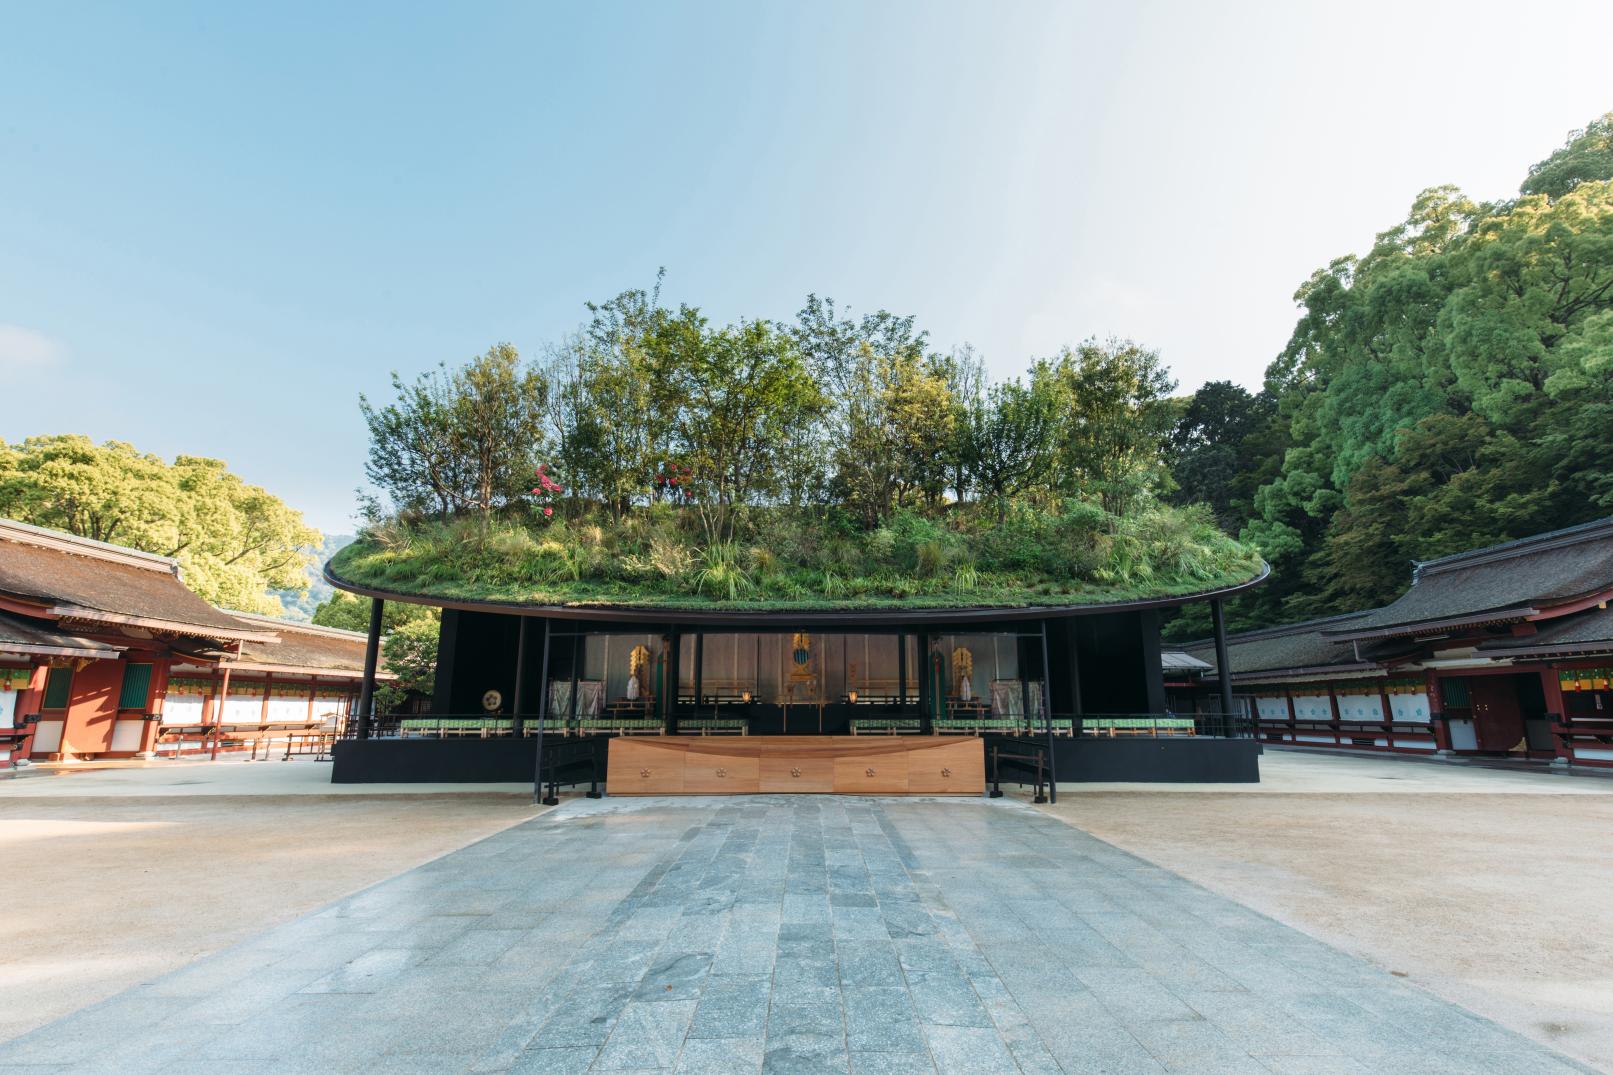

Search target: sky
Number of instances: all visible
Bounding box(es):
[3,1,1612,534]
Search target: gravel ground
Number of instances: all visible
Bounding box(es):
[0,763,540,1042]
[1030,750,1613,1072]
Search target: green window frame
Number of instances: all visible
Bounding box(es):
[118,663,154,711]
[42,667,73,710]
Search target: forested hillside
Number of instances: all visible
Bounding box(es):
[1168,112,1613,634]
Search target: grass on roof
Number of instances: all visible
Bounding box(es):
[329,501,1264,612]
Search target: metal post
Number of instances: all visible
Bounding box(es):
[356,598,384,740]
[1040,621,1057,803]
[1211,597,1235,736]
[512,617,529,738]
[533,620,556,805]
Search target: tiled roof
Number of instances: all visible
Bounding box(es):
[1161,650,1212,673]
[0,610,121,660]
[1324,518,1613,641]
[226,612,377,676]
[0,520,276,642]
[1477,604,1613,657]
[1182,612,1373,678]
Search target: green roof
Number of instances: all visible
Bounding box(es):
[326,506,1266,618]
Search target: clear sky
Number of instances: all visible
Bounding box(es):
[4,1,1611,533]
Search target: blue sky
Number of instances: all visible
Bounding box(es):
[4,1,1612,533]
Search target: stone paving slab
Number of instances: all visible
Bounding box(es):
[0,796,1594,1074]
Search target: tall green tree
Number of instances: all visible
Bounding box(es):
[662,315,824,545]
[361,344,548,519]
[961,377,1058,521]
[1168,381,1280,530]
[1233,111,1613,623]
[0,435,321,614]
[1041,340,1177,515]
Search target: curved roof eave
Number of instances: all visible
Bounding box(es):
[322,561,1270,627]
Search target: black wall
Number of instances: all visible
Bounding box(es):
[1063,611,1168,715]
[434,609,521,715]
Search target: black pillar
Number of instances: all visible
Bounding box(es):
[569,635,581,730]
[533,619,556,805]
[1211,597,1236,735]
[667,628,681,734]
[897,633,908,707]
[431,609,459,717]
[694,632,705,713]
[1040,620,1057,803]
[917,632,932,733]
[1065,620,1084,737]
[512,617,530,737]
[1139,610,1168,715]
[356,598,384,739]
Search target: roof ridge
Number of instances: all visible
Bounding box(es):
[0,518,180,575]
[1412,516,1613,581]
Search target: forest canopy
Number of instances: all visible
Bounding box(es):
[0,434,322,615]
[336,282,1262,610]
[1167,111,1613,634]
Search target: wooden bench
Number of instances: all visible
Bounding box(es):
[933,717,1023,735]
[1083,717,1194,737]
[573,718,664,736]
[675,718,748,736]
[157,721,327,758]
[850,717,921,735]
[398,718,514,738]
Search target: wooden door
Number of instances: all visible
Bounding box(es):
[1469,678,1526,753]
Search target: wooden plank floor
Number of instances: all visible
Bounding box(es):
[607,735,985,795]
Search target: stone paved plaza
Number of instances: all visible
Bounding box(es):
[0,796,1590,1074]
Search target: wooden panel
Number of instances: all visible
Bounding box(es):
[833,750,909,794]
[608,737,686,794]
[606,735,983,796]
[907,739,985,794]
[684,749,761,793]
[760,754,835,793]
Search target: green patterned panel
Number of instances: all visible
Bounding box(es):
[42,667,72,710]
[118,664,154,710]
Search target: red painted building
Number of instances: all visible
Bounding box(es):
[0,519,376,768]
[1182,518,1613,769]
